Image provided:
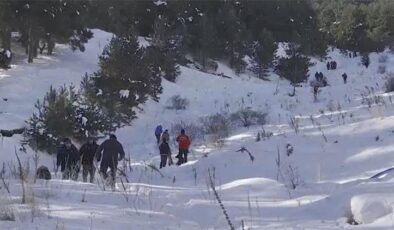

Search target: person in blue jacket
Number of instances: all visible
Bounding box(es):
[155,125,163,144]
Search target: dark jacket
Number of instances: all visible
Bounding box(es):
[95,139,125,166]
[57,144,80,172]
[159,142,171,156]
[80,142,99,165]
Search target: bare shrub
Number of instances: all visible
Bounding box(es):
[377,65,386,74]
[230,108,267,128]
[166,95,189,110]
[199,113,231,141]
[361,86,385,107]
[288,116,299,134]
[208,169,235,230]
[284,165,302,190]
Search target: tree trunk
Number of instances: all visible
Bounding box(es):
[33,38,38,58]
[1,26,11,50]
[27,25,34,63]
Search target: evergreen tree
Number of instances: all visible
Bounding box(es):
[248,29,277,79]
[148,15,180,82]
[26,85,77,152]
[275,43,312,84]
[84,33,162,127]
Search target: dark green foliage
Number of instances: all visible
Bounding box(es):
[318,0,393,53]
[0,0,92,63]
[146,16,181,82]
[26,86,77,153]
[83,33,162,127]
[26,84,114,153]
[248,29,277,79]
[275,43,312,84]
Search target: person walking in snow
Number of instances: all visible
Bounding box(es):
[319,72,324,81]
[176,129,191,165]
[313,85,319,102]
[155,125,163,144]
[314,72,319,81]
[161,129,170,143]
[57,138,80,181]
[326,62,330,70]
[342,73,348,84]
[159,139,171,168]
[79,138,99,183]
[95,134,125,189]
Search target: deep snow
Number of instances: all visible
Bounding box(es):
[1,29,394,229]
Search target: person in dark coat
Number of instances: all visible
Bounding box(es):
[160,129,170,144]
[313,86,319,102]
[79,138,99,183]
[319,72,324,81]
[95,134,125,187]
[56,138,80,180]
[155,125,163,144]
[332,61,337,69]
[342,73,348,84]
[176,129,191,165]
[315,72,319,81]
[159,139,171,168]
[326,62,330,70]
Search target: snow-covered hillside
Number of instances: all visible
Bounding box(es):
[1,29,394,229]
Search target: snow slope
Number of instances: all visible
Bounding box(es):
[1,29,394,229]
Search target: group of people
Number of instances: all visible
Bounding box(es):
[314,72,328,87]
[155,125,191,168]
[326,60,337,70]
[312,59,351,101]
[56,134,125,187]
[55,126,191,187]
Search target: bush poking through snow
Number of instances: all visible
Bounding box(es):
[284,165,302,190]
[166,95,189,110]
[199,113,232,142]
[230,108,267,128]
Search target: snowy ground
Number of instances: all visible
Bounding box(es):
[1,30,394,229]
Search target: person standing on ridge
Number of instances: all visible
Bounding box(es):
[176,129,191,165]
[159,139,171,168]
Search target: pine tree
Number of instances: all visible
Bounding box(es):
[84,33,162,127]
[148,15,180,82]
[248,29,277,79]
[275,43,312,84]
[26,85,77,152]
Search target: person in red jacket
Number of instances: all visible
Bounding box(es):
[176,129,191,165]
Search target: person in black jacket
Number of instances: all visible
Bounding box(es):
[342,73,348,84]
[159,139,171,168]
[95,134,125,187]
[80,138,99,183]
[57,138,80,180]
